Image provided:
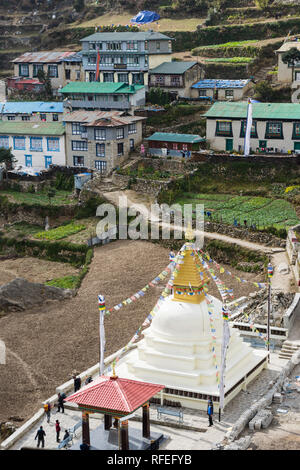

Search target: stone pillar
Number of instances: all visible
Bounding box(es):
[142,402,150,439]
[104,414,112,430]
[82,411,90,446]
[120,419,129,450]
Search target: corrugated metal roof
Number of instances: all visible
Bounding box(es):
[12,51,78,64]
[192,79,250,89]
[65,375,164,414]
[145,132,204,143]
[60,81,144,95]
[80,31,171,42]
[0,101,64,114]
[63,110,145,126]
[0,121,65,135]
[276,40,300,53]
[149,61,198,75]
[204,102,300,120]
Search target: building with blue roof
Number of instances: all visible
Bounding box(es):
[0,101,64,122]
[191,79,252,101]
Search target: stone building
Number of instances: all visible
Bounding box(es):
[148,61,203,98]
[10,51,83,95]
[0,101,64,122]
[276,39,300,84]
[60,81,145,113]
[80,31,173,88]
[190,79,252,102]
[63,110,145,173]
[145,132,205,157]
[205,101,300,153]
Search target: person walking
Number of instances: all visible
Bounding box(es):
[207,398,214,427]
[35,426,46,448]
[44,402,51,424]
[73,375,81,393]
[63,429,70,442]
[57,393,65,413]
[55,420,61,443]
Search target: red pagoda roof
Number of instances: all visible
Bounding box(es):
[65,376,164,415]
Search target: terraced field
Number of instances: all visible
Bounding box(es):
[175,193,299,229]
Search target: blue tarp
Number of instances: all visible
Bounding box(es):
[131,11,160,25]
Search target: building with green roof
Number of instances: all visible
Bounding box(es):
[205,101,300,153]
[80,30,173,89]
[148,61,203,99]
[145,132,205,157]
[60,81,145,112]
[0,121,66,169]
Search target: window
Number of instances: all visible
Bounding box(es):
[130,138,134,150]
[22,116,30,121]
[171,76,181,87]
[73,156,84,166]
[132,73,144,85]
[65,69,71,80]
[225,89,234,98]
[72,122,86,135]
[33,64,43,77]
[199,89,207,96]
[40,114,47,122]
[96,143,105,157]
[19,64,29,77]
[156,42,161,51]
[144,55,148,67]
[182,144,188,151]
[215,121,233,137]
[88,55,97,65]
[52,114,58,122]
[107,42,122,51]
[71,140,88,151]
[0,135,9,148]
[76,70,81,80]
[155,75,165,86]
[127,56,139,67]
[47,137,60,152]
[113,95,119,102]
[89,71,96,82]
[116,127,124,139]
[240,120,258,138]
[144,41,148,50]
[128,123,137,134]
[265,121,283,139]
[127,41,138,51]
[48,65,58,78]
[13,136,25,150]
[95,160,107,173]
[30,137,43,151]
[94,128,106,141]
[292,122,300,139]
[7,116,15,121]
[103,72,114,82]
[89,43,96,50]
[117,142,124,155]
[118,73,129,83]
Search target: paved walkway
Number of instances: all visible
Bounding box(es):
[9,352,288,451]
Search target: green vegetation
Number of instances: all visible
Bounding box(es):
[35,222,86,241]
[117,165,171,180]
[175,193,299,230]
[0,189,73,206]
[197,40,258,49]
[204,57,254,63]
[147,104,206,127]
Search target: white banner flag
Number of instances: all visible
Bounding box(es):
[219,318,231,411]
[244,99,252,156]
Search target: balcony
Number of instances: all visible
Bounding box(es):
[114,64,127,70]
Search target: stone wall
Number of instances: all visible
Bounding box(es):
[112,173,171,195]
[204,221,286,247]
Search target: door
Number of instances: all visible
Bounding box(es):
[259,140,267,151]
[95,160,107,173]
[294,142,300,153]
[225,139,233,151]
[25,155,32,167]
[130,139,134,151]
[44,156,52,169]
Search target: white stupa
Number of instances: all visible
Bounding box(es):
[116,231,268,411]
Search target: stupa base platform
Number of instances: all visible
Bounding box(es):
[116,348,269,411]
[70,423,164,450]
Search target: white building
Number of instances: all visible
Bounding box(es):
[0,121,66,169]
[190,79,252,102]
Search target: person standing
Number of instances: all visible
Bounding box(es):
[207,398,214,427]
[55,420,61,443]
[74,375,81,392]
[44,402,51,424]
[57,393,65,413]
[35,426,46,448]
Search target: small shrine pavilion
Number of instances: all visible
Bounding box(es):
[65,369,164,450]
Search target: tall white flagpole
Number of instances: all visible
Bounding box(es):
[244,98,253,156]
[219,306,231,420]
[98,295,106,376]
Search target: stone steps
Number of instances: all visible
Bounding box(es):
[279,340,300,359]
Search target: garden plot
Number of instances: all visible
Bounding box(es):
[176,193,299,229]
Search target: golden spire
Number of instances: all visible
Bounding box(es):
[185,222,195,242]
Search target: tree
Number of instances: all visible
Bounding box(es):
[253,80,275,102]
[282,47,300,82]
[254,0,270,10]
[37,69,53,100]
[74,0,84,12]
[0,147,16,178]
